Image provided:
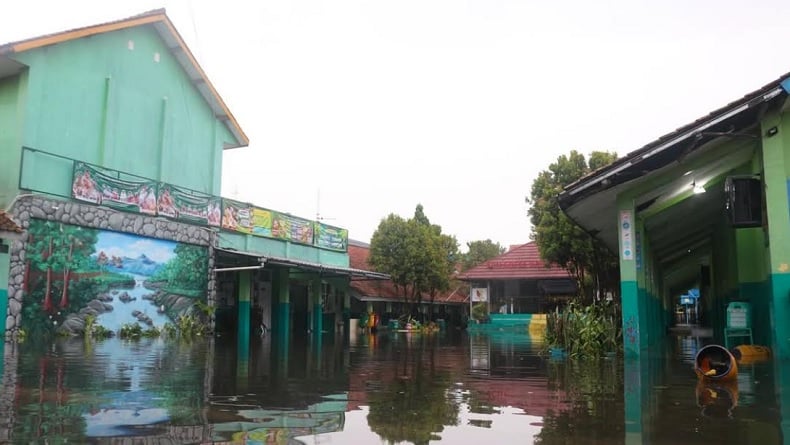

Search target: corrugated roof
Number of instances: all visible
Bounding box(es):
[0,8,249,149]
[560,72,789,207]
[0,211,22,233]
[458,241,572,281]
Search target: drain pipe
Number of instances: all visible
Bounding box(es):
[212,258,267,273]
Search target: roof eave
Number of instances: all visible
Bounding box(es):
[0,9,249,149]
[559,79,790,211]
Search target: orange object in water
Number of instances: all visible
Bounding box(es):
[730,345,771,364]
[694,344,738,383]
[695,380,739,418]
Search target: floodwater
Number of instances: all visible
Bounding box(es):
[0,330,786,444]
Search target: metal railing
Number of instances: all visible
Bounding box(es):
[17,146,349,252]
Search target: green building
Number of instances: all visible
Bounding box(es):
[559,72,790,358]
[0,9,383,345]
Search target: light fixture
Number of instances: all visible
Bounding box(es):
[692,180,706,194]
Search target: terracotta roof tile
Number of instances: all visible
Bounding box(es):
[348,244,467,304]
[458,241,571,280]
[0,211,22,233]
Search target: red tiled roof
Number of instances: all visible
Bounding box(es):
[0,211,22,233]
[458,241,571,280]
[348,243,468,304]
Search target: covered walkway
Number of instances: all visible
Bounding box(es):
[559,73,790,357]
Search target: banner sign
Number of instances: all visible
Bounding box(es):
[272,212,315,245]
[221,199,253,233]
[219,200,347,251]
[315,222,348,251]
[251,207,273,237]
[72,162,158,215]
[157,183,221,227]
[619,210,634,261]
[471,288,488,302]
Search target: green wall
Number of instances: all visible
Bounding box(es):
[9,25,236,197]
[218,231,350,267]
[0,73,26,208]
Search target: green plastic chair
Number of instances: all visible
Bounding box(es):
[724,302,753,349]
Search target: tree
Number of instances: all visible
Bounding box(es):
[461,239,505,271]
[51,224,98,309]
[369,205,458,319]
[526,150,620,303]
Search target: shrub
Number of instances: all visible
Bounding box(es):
[544,301,621,358]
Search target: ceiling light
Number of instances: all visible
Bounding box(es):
[692,181,706,194]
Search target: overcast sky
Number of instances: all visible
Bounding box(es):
[3,1,790,249]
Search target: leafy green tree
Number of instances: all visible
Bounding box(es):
[50,224,98,309]
[461,239,505,271]
[526,150,620,302]
[369,205,458,318]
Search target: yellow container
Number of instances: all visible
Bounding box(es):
[730,345,771,364]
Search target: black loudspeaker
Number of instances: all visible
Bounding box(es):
[725,176,762,228]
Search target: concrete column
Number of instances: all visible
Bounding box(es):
[0,245,9,334]
[273,268,290,340]
[618,196,642,357]
[237,271,251,360]
[311,276,323,338]
[343,291,351,339]
[760,113,790,357]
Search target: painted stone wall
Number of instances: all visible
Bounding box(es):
[6,196,216,338]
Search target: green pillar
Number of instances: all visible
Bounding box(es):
[761,114,790,358]
[624,357,649,445]
[237,271,251,358]
[618,197,643,357]
[312,276,323,338]
[0,245,9,336]
[274,268,290,340]
[343,291,351,339]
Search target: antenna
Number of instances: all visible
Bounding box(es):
[316,188,335,222]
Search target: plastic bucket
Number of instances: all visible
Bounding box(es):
[694,344,738,383]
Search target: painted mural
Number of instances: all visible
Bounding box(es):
[23,219,208,338]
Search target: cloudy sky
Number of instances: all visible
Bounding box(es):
[3,1,790,249]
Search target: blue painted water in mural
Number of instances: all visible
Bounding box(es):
[96,274,171,328]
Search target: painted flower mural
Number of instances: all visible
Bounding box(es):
[23,219,208,338]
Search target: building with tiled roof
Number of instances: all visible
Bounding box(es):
[348,240,468,326]
[0,211,23,234]
[458,242,576,315]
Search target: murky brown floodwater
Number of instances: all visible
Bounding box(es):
[0,330,784,444]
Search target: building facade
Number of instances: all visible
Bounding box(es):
[0,10,382,345]
[559,72,790,358]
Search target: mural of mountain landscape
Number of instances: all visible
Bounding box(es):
[22,219,208,338]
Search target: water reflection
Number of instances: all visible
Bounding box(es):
[1,332,789,444]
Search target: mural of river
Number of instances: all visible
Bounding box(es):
[96,275,171,328]
[23,220,208,337]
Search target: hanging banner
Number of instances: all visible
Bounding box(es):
[251,207,273,237]
[157,183,221,227]
[72,162,158,215]
[315,222,348,251]
[272,212,315,244]
[221,199,253,233]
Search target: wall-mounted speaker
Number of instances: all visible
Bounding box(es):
[725,176,762,228]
